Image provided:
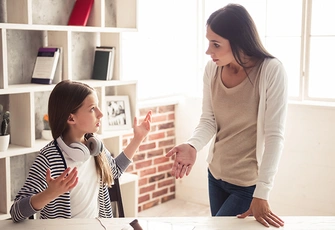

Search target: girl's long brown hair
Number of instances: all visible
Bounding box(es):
[48,80,113,187]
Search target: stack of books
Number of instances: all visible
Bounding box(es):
[31,47,62,84]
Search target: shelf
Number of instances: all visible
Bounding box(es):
[0,0,139,219]
[119,172,138,185]
[119,172,138,217]
[0,80,137,93]
[0,140,51,159]
[0,84,55,94]
[0,213,10,220]
[0,23,137,33]
[80,80,137,87]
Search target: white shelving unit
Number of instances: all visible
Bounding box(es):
[0,0,138,220]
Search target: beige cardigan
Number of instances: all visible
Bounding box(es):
[187,58,288,200]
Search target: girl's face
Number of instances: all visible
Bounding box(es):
[205,26,236,67]
[71,93,103,135]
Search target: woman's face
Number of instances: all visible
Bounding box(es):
[205,26,236,66]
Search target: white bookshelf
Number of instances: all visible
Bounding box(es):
[0,0,138,220]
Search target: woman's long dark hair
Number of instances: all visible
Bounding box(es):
[207,3,274,68]
[48,80,113,187]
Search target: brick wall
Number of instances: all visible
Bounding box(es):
[122,105,176,213]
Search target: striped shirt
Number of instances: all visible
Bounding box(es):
[10,140,131,222]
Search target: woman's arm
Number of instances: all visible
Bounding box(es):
[254,58,289,200]
[166,60,217,178]
[187,60,217,151]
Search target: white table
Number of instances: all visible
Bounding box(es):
[0,216,334,230]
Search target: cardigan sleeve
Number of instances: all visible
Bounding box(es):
[253,58,289,200]
[187,60,217,151]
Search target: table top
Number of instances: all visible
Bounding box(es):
[1,216,334,230]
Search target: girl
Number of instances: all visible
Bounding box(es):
[10,80,152,222]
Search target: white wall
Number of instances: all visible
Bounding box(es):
[175,96,335,215]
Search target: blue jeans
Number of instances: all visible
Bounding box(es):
[208,169,255,216]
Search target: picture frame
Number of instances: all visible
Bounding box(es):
[104,95,132,131]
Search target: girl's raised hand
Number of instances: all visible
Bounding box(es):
[133,110,152,141]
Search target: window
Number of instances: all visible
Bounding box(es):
[308,0,335,100]
[202,0,302,100]
[201,0,335,102]
[122,0,334,103]
[120,0,199,100]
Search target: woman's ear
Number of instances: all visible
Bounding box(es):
[67,114,75,124]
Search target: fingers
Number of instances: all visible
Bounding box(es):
[46,168,51,181]
[255,212,284,228]
[133,116,137,127]
[174,162,192,179]
[185,164,193,176]
[63,168,78,186]
[179,164,189,178]
[143,111,152,130]
[54,167,78,190]
[171,160,185,179]
[56,167,72,181]
[144,111,152,122]
[237,210,251,219]
[256,217,270,228]
[271,213,284,225]
[133,111,152,131]
[135,111,152,124]
[171,159,179,177]
[174,163,183,179]
[68,177,79,190]
[264,213,284,227]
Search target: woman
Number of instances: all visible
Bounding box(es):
[166,4,288,228]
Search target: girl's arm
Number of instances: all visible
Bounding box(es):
[10,151,78,222]
[10,154,49,222]
[30,167,78,210]
[106,111,152,179]
[123,111,152,159]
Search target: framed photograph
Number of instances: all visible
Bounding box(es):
[104,95,132,131]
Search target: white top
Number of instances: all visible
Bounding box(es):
[209,64,260,186]
[187,58,288,200]
[60,147,100,218]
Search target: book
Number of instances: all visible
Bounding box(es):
[53,47,63,83]
[91,46,115,80]
[68,0,94,26]
[31,47,60,84]
[97,46,115,80]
